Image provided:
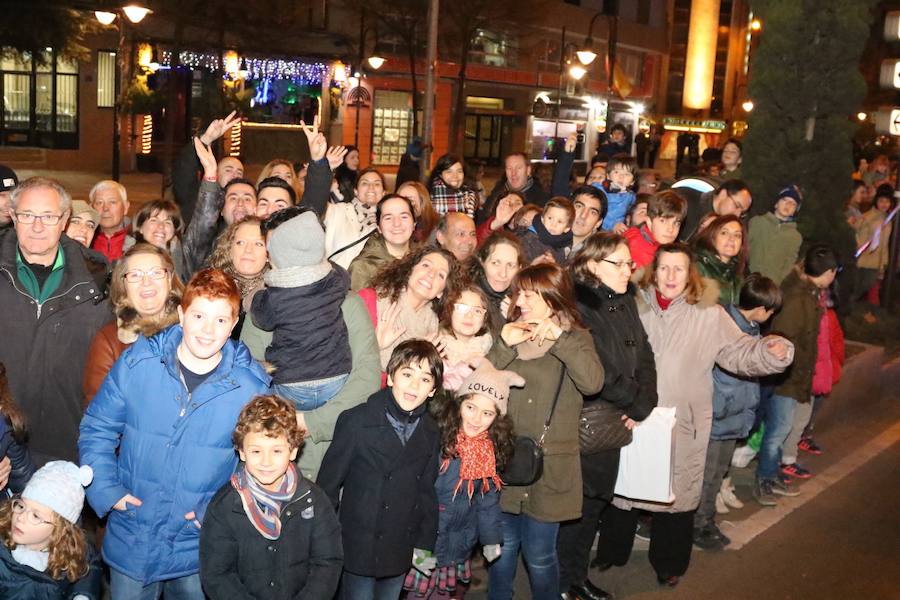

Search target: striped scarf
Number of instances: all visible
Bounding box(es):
[231,463,298,540]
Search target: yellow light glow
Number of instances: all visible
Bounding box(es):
[742,100,754,112]
[95,11,116,25]
[750,19,762,31]
[242,122,308,130]
[229,121,242,157]
[332,61,348,85]
[224,50,240,76]
[857,112,868,121]
[683,0,721,110]
[137,43,153,69]
[569,65,587,80]
[122,5,151,23]
[140,115,153,155]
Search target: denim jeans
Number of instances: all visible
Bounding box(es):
[488,512,560,600]
[275,373,349,411]
[340,571,404,600]
[110,570,203,600]
[756,393,797,481]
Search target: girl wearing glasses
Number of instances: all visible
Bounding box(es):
[0,461,100,598]
[82,243,185,408]
[438,285,494,392]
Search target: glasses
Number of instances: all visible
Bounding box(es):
[11,499,54,527]
[454,303,487,317]
[15,212,65,225]
[727,195,748,214]
[122,267,169,283]
[601,259,636,271]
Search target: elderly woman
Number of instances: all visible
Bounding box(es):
[471,231,526,336]
[132,199,187,281]
[558,233,658,600]
[693,214,747,305]
[358,245,463,369]
[348,194,417,292]
[486,263,604,600]
[596,243,794,588]
[82,243,184,406]
[206,216,268,340]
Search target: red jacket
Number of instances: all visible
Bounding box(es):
[624,224,658,269]
[91,227,131,262]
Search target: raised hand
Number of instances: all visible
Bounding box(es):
[501,321,534,347]
[564,132,577,153]
[376,302,408,351]
[199,110,240,146]
[194,137,218,180]
[299,116,326,161]
[493,195,519,228]
[326,145,348,171]
[529,317,562,346]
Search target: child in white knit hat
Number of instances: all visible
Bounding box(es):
[0,460,101,598]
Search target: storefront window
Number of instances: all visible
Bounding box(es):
[372,90,413,166]
[1,48,79,149]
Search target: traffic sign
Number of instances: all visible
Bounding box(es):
[886,11,900,41]
[880,59,900,90]
[874,107,900,136]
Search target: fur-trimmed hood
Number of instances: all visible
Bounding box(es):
[114,292,181,344]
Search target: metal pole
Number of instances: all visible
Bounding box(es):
[112,20,125,182]
[882,169,900,305]
[354,12,365,148]
[555,27,565,162]
[421,0,439,182]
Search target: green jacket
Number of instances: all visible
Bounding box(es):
[240,293,381,479]
[487,329,604,523]
[695,248,742,306]
[348,234,394,292]
[748,212,802,284]
[770,270,822,403]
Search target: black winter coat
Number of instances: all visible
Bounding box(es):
[199,475,343,600]
[316,388,440,577]
[0,420,35,495]
[575,281,658,499]
[0,543,102,600]
[0,231,110,461]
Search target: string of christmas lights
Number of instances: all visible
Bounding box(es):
[159,50,345,85]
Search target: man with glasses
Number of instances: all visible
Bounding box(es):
[0,177,110,465]
[677,178,752,242]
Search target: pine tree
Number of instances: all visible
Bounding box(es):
[743,0,878,257]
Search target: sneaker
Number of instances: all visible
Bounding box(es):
[706,522,731,546]
[799,437,823,455]
[720,477,744,509]
[781,463,813,479]
[715,492,730,514]
[771,477,801,497]
[693,527,726,551]
[753,479,777,506]
[635,517,651,541]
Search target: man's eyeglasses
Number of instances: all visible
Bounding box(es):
[11,499,54,527]
[15,212,64,225]
[122,267,169,283]
[601,259,636,271]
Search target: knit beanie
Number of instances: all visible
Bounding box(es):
[265,211,333,287]
[774,185,803,211]
[458,361,525,416]
[70,199,100,224]
[22,461,93,524]
[0,164,17,193]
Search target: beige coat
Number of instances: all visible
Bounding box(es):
[856,209,893,272]
[616,288,794,514]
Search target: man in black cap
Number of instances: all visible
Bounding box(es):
[0,164,18,229]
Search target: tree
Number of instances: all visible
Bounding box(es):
[440,0,546,155]
[742,0,878,257]
[0,1,95,63]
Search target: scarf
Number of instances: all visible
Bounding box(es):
[441,430,501,500]
[529,217,573,249]
[11,546,50,572]
[227,265,267,300]
[430,177,477,217]
[231,463,298,540]
[655,289,673,310]
[351,197,378,236]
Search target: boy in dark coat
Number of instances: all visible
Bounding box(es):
[317,340,443,600]
[200,395,343,600]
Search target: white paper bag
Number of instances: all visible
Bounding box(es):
[613,406,677,503]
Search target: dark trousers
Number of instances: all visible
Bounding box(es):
[695,439,737,529]
[557,496,610,591]
[596,505,696,578]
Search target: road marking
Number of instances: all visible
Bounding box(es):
[723,420,900,550]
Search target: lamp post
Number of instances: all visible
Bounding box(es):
[351,11,385,148]
[578,1,620,97]
[554,28,590,161]
[95,3,152,182]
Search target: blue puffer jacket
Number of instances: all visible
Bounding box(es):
[711,305,761,441]
[79,325,270,584]
[595,181,635,231]
[432,457,503,567]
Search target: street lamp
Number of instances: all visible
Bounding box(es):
[95,2,152,181]
[352,11,386,147]
[742,100,754,112]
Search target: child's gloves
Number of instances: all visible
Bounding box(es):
[483,544,502,562]
[412,548,437,576]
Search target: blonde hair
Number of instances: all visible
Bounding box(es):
[0,500,89,582]
[257,159,302,199]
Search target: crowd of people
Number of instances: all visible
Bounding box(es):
[0,113,893,600]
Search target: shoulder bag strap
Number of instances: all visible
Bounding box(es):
[328,229,375,262]
[537,363,567,447]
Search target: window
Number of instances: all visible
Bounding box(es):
[1,48,79,149]
[97,51,116,108]
[469,30,518,68]
[372,91,413,166]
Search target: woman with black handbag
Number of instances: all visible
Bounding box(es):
[485,263,604,600]
[558,232,659,600]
